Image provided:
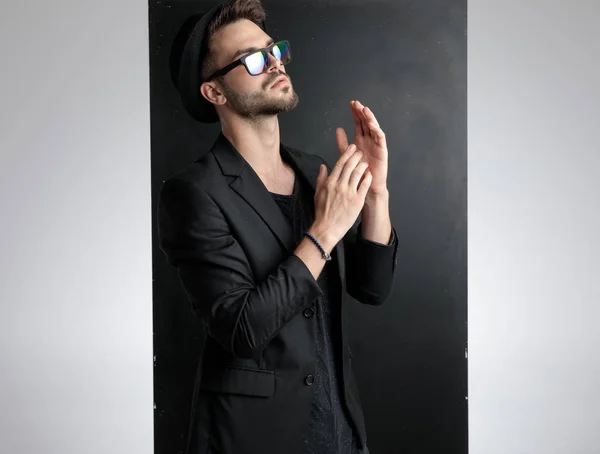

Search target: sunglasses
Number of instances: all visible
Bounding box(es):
[205,40,292,81]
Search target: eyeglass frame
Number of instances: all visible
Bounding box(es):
[203,40,292,82]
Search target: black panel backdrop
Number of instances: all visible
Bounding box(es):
[149,1,467,453]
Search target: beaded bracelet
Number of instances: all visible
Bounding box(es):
[304,232,332,261]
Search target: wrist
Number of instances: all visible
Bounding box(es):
[308,222,338,252]
[361,190,392,244]
[363,189,390,209]
[363,189,389,215]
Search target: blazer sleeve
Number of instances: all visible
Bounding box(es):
[314,154,399,306]
[157,176,324,359]
[343,218,399,306]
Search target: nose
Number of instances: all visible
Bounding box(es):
[266,52,284,73]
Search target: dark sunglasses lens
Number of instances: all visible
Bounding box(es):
[244,42,292,76]
[273,41,291,63]
[245,51,267,75]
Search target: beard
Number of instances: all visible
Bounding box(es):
[220,74,299,119]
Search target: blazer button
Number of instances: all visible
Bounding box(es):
[304,374,314,386]
[303,307,314,318]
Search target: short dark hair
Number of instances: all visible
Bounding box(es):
[201,0,267,81]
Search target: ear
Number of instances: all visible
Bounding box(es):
[200,81,226,107]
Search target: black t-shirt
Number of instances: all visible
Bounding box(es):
[269,172,363,454]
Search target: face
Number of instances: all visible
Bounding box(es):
[202,19,299,119]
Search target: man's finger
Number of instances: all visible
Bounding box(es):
[354,100,372,133]
[363,106,380,127]
[335,128,348,155]
[330,143,357,183]
[367,121,387,147]
[361,105,386,145]
[351,100,364,137]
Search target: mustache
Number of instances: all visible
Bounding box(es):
[265,72,290,87]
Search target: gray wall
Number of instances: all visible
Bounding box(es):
[468,2,600,453]
[0,1,154,453]
[1,1,599,454]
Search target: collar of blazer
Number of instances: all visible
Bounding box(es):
[209,132,320,191]
[206,132,346,284]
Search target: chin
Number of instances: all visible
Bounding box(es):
[266,90,299,111]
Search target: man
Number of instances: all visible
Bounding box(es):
[158,0,399,453]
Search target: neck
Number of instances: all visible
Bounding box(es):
[220,114,285,178]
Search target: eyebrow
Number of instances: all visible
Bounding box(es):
[231,39,275,60]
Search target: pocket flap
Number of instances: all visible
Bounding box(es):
[198,366,275,397]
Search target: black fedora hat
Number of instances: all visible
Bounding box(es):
[169,1,268,123]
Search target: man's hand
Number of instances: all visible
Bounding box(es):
[335,100,388,197]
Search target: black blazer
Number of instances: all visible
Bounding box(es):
[157,133,399,454]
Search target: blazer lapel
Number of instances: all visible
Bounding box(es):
[210,133,295,252]
[209,133,346,285]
